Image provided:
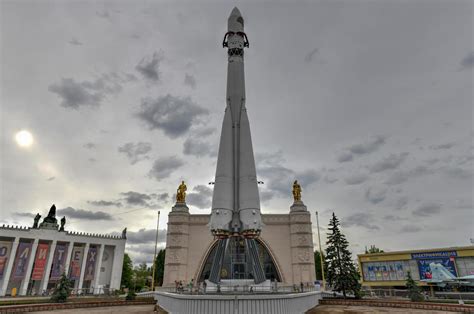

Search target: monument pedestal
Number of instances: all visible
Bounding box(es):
[39,221,59,230]
[289,200,316,285]
[162,202,190,286]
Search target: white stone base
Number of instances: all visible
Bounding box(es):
[154,290,321,314]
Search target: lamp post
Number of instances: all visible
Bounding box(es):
[315,211,325,290]
[151,210,161,291]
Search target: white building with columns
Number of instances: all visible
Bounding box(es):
[0,219,126,296]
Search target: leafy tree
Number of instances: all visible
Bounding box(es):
[153,249,166,286]
[314,250,327,280]
[325,212,362,298]
[50,273,72,303]
[133,262,151,292]
[406,271,424,302]
[365,245,384,254]
[121,253,133,290]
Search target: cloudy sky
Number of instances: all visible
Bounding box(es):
[1,0,472,264]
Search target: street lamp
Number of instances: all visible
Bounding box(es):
[315,211,325,290]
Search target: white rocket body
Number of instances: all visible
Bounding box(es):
[210,7,262,234]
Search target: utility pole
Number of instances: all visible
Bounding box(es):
[151,210,161,291]
[316,211,325,290]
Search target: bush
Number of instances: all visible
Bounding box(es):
[406,271,424,302]
[50,273,72,303]
[125,290,136,301]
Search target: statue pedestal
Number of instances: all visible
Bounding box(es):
[290,200,307,212]
[39,221,59,230]
[171,202,189,213]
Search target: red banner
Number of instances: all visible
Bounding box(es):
[31,243,49,280]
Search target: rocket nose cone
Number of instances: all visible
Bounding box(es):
[228,7,244,31]
[230,7,242,17]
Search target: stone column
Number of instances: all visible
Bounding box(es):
[109,242,125,291]
[40,240,57,293]
[63,242,74,277]
[163,202,190,286]
[289,201,316,285]
[19,239,39,296]
[92,244,105,294]
[78,243,90,293]
[0,237,19,296]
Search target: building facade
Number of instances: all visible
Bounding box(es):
[358,246,474,288]
[162,200,316,286]
[0,223,126,296]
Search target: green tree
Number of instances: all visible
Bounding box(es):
[121,253,133,290]
[50,273,72,303]
[325,213,362,298]
[314,250,327,280]
[365,245,384,254]
[153,249,166,286]
[406,271,424,302]
[133,262,151,292]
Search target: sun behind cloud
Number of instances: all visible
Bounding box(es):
[15,130,34,148]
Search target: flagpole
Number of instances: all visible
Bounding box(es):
[316,211,325,290]
[151,210,160,291]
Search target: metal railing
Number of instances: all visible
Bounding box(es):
[139,284,322,295]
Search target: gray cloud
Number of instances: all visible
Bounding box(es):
[460,52,474,70]
[68,38,83,46]
[365,187,387,204]
[136,95,208,138]
[148,156,185,181]
[348,135,386,155]
[337,152,353,163]
[57,207,113,221]
[430,143,455,150]
[369,152,408,173]
[400,225,422,233]
[120,191,153,207]
[384,165,432,185]
[412,203,442,217]
[304,48,319,63]
[87,200,122,207]
[184,73,196,88]
[394,196,409,210]
[344,173,368,185]
[341,212,380,230]
[48,73,127,109]
[186,185,213,209]
[96,10,111,19]
[136,52,162,81]
[118,142,152,165]
[47,176,55,181]
[125,228,166,244]
[183,138,216,158]
[83,142,96,149]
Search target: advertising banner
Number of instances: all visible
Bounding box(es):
[50,243,68,280]
[84,246,97,281]
[417,258,457,280]
[0,241,13,279]
[31,243,49,280]
[412,251,458,280]
[12,242,33,280]
[69,247,84,280]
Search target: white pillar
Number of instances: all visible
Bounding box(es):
[19,239,39,296]
[41,240,57,293]
[63,242,74,277]
[109,245,124,290]
[92,244,104,295]
[78,243,89,293]
[0,238,19,296]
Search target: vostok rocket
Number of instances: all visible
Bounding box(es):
[208,7,266,284]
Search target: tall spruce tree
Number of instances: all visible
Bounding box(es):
[406,271,424,302]
[325,212,361,298]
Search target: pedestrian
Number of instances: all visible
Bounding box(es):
[189,278,194,294]
[175,280,178,293]
[203,281,207,294]
[300,282,304,292]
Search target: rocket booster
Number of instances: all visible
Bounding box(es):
[210,7,261,236]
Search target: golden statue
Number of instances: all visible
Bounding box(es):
[176,181,187,203]
[292,180,302,202]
